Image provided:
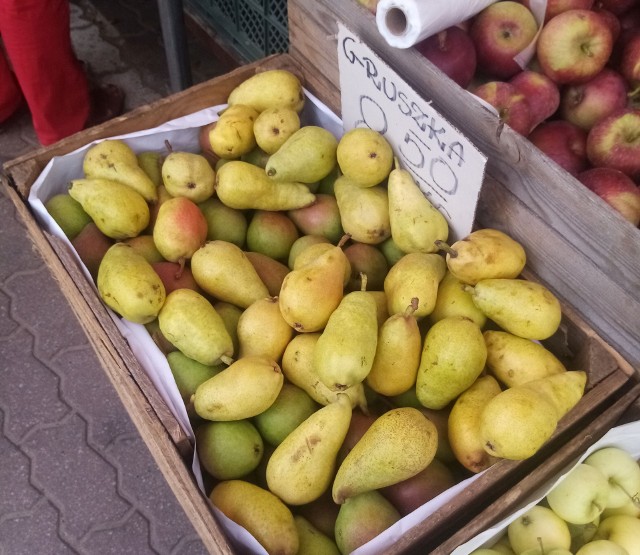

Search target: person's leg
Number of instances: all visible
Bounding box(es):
[0,46,24,122]
[0,0,90,145]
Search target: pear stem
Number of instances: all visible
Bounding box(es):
[219,355,234,366]
[164,139,174,154]
[337,233,352,249]
[359,272,368,292]
[175,257,185,279]
[434,239,457,258]
[393,156,401,171]
[404,297,419,317]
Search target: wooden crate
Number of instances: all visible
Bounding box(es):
[1,50,638,554]
[287,0,640,371]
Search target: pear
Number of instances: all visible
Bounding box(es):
[236,296,293,361]
[71,222,113,280]
[212,301,242,355]
[332,407,438,504]
[161,150,215,202]
[520,371,587,420]
[448,375,502,473]
[97,243,165,324]
[336,128,394,188]
[83,139,157,202]
[210,480,299,555]
[288,234,331,269]
[68,178,149,239]
[265,125,338,183]
[191,240,269,308]
[468,278,563,340]
[384,252,446,318]
[152,196,208,265]
[253,106,301,154]
[123,234,164,264]
[388,158,449,253]
[484,330,567,387]
[416,316,487,410]
[317,164,341,195]
[253,383,319,446]
[193,355,284,420]
[429,270,487,327]
[334,175,390,244]
[266,394,352,505]
[158,288,233,366]
[294,515,340,555]
[293,242,351,286]
[437,228,526,285]
[419,406,456,464]
[146,184,173,234]
[313,287,378,391]
[246,210,299,262]
[45,193,92,240]
[343,242,389,292]
[366,298,422,397]
[215,160,316,210]
[166,351,224,411]
[281,333,368,410]
[287,194,344,244]
[209,103,259,159]
[279,242,346,332]
[227,68,305,112]
[244,251,290,297]
[368,290,390,327]
[198,197,247,247]
[379,236,406,266]
[152,261,201,295]
[241,146,270,168]
[136,151,164,187]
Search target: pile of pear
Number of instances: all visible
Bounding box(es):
[45,68,588,555]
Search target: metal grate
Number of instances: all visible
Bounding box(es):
[187,0,289,62]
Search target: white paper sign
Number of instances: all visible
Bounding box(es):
[338,24,487,242]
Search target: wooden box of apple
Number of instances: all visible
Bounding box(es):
[21,62,638,555]
[288,0,640,374]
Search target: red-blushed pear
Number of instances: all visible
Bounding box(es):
[469,1,538,79]
[414,26,478,88]
[528,120,589,176]
[560,68,629,131]
[510,70,561,129]
[578,167,640,225]
[537,9,614,84]
[586,108,640,179]
[472,81,533,135]
[152,261,202,295]
[70,222,114,281]
[620,33,640,89]
[521,0,595,22]
[594,0,636,16]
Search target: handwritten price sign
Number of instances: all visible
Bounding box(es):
[337,24,487,241]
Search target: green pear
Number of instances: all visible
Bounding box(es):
[123,234,164,264]
[253,383,319,446]
[244,251,290,297]
[193,355,284,420]
[241,146,271,169]
[520,371,586,420]
[195,420,263,480]
[343,242,389,291]
[332,407,438,503]
[384,252,446,319]
[416,316,487,410]
[334,175,390,244]
[209,104,259,159]
[254,107,301,154]
[97,243,165,324]
[266,394,352,505]
[237,296,293,361]
[83,139,157,202]
[166,350,224,411]
[316,164,341,195]
[68,178,149,239]
[265,125,338,183]
[294,515,340,555]
[136,151,164,188]
[246,210,299,262]
[198,197,247,247]
[429,270,487,327]
[158,288,233,366]
[379,236,406,266]
[387,159,449,253]
[210,480,298,555]
[216,160,316,210]
[212,301,242,355]
[227,68,305,112]
[191,240,269,308]
[287,194,344,244]
[161,150,215,202]
[288,234,331,269]
[336,128,394,188]
[153,196,208,264]
[468,278,562,340]
[71,222,113,280]
[45,193,92,240]
[484,330,567,387]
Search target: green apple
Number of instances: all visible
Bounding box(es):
[576,539,630,555]
[593,515,640,555]
[601,496,640,519]
[490,533,516,554]
[507,505,572,554]
[584,447,640,509]
[546,463,610,524]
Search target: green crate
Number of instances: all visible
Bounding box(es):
[187,0,289,62]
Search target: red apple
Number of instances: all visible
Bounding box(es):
[414,26,477,88]
[472,81,533,135]
[537,9,614,84]
[521,0,595,22]
[594,0,636,15]
[578,166,640,224]
[528,119,589,175]
[561,68,629,130]
[509,70,561,129]
[593,7,622,42]
[469,1,539,79]
[586,108,640,178]
[620,32,640,89]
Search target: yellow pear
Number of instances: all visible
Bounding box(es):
[266,394,352,505]
[520,371,587,420]
[292,241,351,286]
[210,480,298,555]
[294,515,340,555]
[336,127,394,187]
[97,243,165,324]
[136,151,164,188]
[448,375,502,473]
[429,270,487,327]
[237,296,293,361]
[192,355,284,420]
[161,150,215,202]
[253,106,301,154]
[158,288,233,366]
[227,69,305,113]
[332,407,438,503]
[209,104,259,159]
[191,240,269,308]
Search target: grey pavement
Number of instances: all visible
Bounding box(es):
[1,0,233,553]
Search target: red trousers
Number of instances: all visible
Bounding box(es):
[0,0,90,145]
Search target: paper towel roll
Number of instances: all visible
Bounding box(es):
[376,0,498,49]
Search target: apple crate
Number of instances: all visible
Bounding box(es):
[287,0,640,371]
[1,52,638,555]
